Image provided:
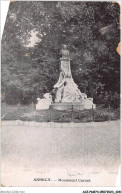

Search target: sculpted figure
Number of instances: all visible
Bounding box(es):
[36,44,96,109]
[54,45,71,90]
[54,45,82,103]
[60,45,70,60]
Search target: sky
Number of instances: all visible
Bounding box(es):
[26,30,41,47]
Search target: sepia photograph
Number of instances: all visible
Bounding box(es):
[1,1,120,187]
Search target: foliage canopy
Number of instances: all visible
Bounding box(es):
[1,1,120,108]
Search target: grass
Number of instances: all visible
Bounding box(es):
[1,103,32,120]
[1,103,120,122]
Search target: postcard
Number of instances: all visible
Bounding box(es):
[1,0,121,190]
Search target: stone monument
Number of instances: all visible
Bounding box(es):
[36,45,96,110]
[50,45,96,110]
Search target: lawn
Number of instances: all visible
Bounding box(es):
[1,103,120,122]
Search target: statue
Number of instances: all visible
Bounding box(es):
[60,45,72,78]
[53,45,83,103]
[36,44,96,110]
[36,93,52,110]
[60,44,70,60]
[54,45,71,89]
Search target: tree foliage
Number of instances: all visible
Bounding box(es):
[1,1,120,107]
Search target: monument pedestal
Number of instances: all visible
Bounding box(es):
[36,96,96,111]
[50,101,96,111]
[50,102,84,111]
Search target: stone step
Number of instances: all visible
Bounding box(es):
[50,103,84,111]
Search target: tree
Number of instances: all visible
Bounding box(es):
[1,1,120,107]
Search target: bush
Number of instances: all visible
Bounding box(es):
[94,111,109,122]
[104,92,120,108]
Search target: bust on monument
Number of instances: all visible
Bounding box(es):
[60,45,71,61]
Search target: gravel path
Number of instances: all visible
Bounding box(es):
[1,120,120,186]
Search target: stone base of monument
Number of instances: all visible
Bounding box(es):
[50,101,96,111]
[82,98,96,110]
[36,97,52,110]
[36,99,96,111]
[36,95,96,111]
[36,100,96,110]
[50,102,84,111]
